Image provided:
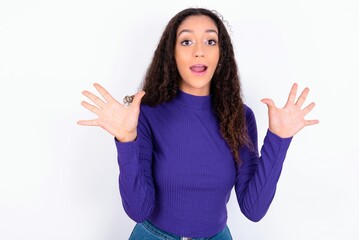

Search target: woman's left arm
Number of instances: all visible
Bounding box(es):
[235,83,318,222]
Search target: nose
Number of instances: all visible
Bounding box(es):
[194,44,204,58]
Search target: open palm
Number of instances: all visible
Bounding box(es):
[77,83,145,142]
[261,83,319,138]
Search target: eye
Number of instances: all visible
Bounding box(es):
[206,39,217,46]
[180,39,192,46]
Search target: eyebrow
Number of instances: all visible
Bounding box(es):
[177,29,218,37]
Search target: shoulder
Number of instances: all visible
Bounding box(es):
[137,104,161,136]
[243,104,255,119]
[243,104,257,131]
[139,103,155,121]
[139,102,173,124]
[139,102,166,115]
[243,104,253,114]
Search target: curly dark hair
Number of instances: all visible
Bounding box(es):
[131,8,252,165]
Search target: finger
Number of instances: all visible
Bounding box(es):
[94,83,116,103]
[77,119,99,126]
[81,101,101,115]
[305,119,319,126]
[131,91,146,109]
[285,83,298,107]
[82,90,106,109]
[295,87,309,107]
[302,102,316,116]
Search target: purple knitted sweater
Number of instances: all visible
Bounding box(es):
[115,90,292,238]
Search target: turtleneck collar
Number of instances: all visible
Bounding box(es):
[173,90,212,110]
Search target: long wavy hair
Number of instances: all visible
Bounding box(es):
[132,8,252,165]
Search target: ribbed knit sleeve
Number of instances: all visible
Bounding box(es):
[235,106,292,222]
[115,108,155,222]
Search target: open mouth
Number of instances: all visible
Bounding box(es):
[190,64,208,73]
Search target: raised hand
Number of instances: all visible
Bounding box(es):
[77,83,145,142]
[260,83,319,138]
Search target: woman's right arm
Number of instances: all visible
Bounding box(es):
[115,109,155,222]
[78,83,154,222]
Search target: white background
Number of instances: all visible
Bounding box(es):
[0,0,358,239]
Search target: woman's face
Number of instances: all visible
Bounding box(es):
[175,15,220,96]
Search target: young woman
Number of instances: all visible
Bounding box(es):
[78,7,318,240]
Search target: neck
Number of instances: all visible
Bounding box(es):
[179,85,210,96]
[174,90,212,110]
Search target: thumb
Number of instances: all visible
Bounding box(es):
[261,98,275,109]
[131,91,146,108]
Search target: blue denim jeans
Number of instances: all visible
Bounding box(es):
[129,220,233,240]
